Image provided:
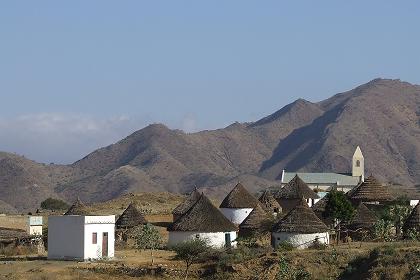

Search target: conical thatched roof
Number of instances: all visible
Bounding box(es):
[64,197,89,216]
[172,189,201,217]
[239,203,273,232]
[276,175,319,200]
[220,183,259,209]
[348,175,393,203]
[348,202,378,230]
[311,195,328,214]
[169,194,237,232]
[272,198,328,234]
[404,202,420,232]
[258,190,282,213]
[116,203,148,229]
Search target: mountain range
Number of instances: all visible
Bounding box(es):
[1,78,419,212]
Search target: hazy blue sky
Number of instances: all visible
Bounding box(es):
[1,1,419,163]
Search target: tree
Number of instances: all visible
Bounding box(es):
[40,198,69,211]
[172,238,210,280]
[132,224,162,265]
[323,190,355,243]
[381,197,412,237]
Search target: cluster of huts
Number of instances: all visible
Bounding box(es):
[166,174,420,250]
[3,146,419,260]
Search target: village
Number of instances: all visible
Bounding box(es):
[0,147,419,279]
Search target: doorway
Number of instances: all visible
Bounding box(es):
[224,233,231,248]
[102,232,108,257]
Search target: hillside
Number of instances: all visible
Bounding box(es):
[0,78,419,212]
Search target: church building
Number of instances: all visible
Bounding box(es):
[280,146,364,193]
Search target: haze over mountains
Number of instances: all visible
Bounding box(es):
[1,78,419,212]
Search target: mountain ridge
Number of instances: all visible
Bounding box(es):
[0,78,419,212]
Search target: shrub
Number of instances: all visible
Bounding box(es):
[172,238,211,280]
[276,256,311,280]
[406,228,420,241]
[373,219,393,241]
[132,224,163,265]
[277,241,295,252]
[40,198,69,210]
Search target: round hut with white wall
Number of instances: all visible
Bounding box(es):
[219,183,259,225]
[239,203,274,238]
[272,198,329,249]
[168,194,238,248]
[275,175,320,214]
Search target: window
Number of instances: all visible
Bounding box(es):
[92,232,97,244]
[356,160,360,167]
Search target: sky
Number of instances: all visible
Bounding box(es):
[1,1,420,164]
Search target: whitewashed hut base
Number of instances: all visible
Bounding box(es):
[272,232,329,249]
[220,208,253,225]
[168,231,237,248]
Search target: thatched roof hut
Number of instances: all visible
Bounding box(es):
[273,198,328,234]
[169,194,237,232]
[172,188,201,221]
[276,175,319,200]
[258,190,282,215]
[239,203,274,237]
[348,175,393,204]
[275,175,319,213]
[348,202,378,230]
[116,203,148,230]
[64,198,89,216]
[272,198,329,249]
[403,202,420,233]
[220,183,259,209]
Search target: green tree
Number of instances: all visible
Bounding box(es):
[381,197,412,237]
[132,224,162,265]
[40,198,69,210]
[323,190,355,243]
[172,238,210,280]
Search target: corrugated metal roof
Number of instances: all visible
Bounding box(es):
[282,172,360,186]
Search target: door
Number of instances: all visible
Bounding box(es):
[224,233,231,248]
[102,232,108,257]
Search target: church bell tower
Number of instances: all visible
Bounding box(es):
[352,146,364,181]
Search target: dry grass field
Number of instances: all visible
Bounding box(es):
[0,242,419,280]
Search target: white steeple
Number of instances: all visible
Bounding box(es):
[352,146,364,181]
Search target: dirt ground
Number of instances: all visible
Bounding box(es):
[0,249,183,280]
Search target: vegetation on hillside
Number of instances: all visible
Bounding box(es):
[40,197,69,210]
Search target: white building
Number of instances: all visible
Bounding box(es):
[272,198,329,249]
[48,215,115,260]
[27,216,43,236]
[168,194,237,248]
[280,146,365,193]
[219,183,259,225]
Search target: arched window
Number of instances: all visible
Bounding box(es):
[356,160,360,167]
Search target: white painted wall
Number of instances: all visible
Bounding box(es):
[48,216,85,260]
[48,215,115,260]
[84,222,115,259]
[272,232,329,249]
[410,200,419,207]
[168,231,237,248]
[220,208,253,225]
[29,225,43,236]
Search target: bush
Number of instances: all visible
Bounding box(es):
[276,256,311,280]
[276,241,295,252]
[406,228,420,241]
[172,238,211,279]
[40,198,69,211]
